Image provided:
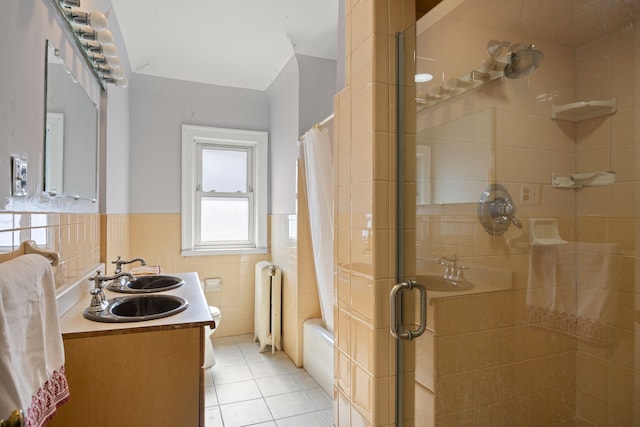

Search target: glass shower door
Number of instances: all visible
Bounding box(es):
[395,0,640,425]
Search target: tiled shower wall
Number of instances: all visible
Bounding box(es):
[412,8,640,427]
[573,21,639,426]
[334,1,417,426]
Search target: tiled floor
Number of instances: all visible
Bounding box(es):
[204,334,333,427]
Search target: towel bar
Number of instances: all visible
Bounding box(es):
[0,410,24,427]
[0,240,59,266]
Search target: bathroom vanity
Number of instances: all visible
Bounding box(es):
[49,271,214,427]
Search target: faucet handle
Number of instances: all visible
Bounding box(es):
[89,270,106,288]
[452,264,469,281]
[437,256,459,275]
[88,286,108,312]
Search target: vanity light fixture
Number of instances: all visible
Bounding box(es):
[52,0,127,88]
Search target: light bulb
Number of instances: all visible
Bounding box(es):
[107,56,121,67]
[104,76,128,88]
[96,29,113,45]
[415,73,433,83]
[101,44,117,58]
[64,9,107,31]
[87,11,108,31]
[111,68,125,79]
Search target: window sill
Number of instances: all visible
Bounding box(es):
[181,247,269,257]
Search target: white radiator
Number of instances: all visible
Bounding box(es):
[254,261,282,353]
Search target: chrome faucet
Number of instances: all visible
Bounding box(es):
[111,256,146,288]
[88,270,135,312]
[112,256,147,274]
[437,256,468,281]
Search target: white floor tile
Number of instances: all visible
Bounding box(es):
[307,387,333,410]
[203,368,214,387]
[204,385,218,407]
[322,408,333,424]
[219,399,274,427]
[276,411,332,427]
[216,379,263,405]
[249,358,302,379]
[212,346,247,367]
[205,334,335,427]
[265,390,319,419]
[256,374,305,397]
[204,406,224,427]
[292,371,321,390]
[211,363,254,385]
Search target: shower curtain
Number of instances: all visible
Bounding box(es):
[300,123,334,333]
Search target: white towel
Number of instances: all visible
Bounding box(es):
[0,254,70,426]
[526,242,614,345]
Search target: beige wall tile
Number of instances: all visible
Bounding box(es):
[351,0,374,51]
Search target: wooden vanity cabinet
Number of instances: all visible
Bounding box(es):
[49,326,206,427]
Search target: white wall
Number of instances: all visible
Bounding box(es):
[128,74,270,214]
[0,0,130,214]
[267,54,336,215]
[1,1,336,217]
[298,54,336,133]
[267,56,300,215]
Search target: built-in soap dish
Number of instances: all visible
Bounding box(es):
[528,218,567,246]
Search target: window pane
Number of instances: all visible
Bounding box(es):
[200,197,249,242]
[202,148,247,192]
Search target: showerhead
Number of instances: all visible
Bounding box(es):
[504,44,544,79]
[485,40,544,79]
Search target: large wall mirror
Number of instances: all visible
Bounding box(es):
[416,106,496,204]
[45,40,98,201]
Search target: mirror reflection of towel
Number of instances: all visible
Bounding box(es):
[526,242,614,345]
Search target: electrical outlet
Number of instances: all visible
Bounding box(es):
[520,183,541,205]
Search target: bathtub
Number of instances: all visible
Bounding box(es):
[303,318,334,396]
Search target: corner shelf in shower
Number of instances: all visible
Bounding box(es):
[551,98,617,122]
[551,171,616,188]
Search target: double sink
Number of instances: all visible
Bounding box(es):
[83,275,189,323]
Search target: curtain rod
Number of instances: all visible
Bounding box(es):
[315,113,334,128]
[299,113,335,142]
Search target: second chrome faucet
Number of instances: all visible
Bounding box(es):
[437,255,468,281]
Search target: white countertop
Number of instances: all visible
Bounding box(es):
[58,271,214,338]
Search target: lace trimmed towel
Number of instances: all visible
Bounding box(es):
[0,254,70,426]
[527,242,615,346]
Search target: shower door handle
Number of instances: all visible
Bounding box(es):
[390,280,427,340]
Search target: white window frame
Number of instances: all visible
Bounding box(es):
[181,125,268,256]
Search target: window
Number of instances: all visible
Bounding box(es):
[181,125,268,255]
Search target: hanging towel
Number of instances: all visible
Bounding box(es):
[0,254,70,426]
[526,241,614,345]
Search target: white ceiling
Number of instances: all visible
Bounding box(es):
[109,0,339,91]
